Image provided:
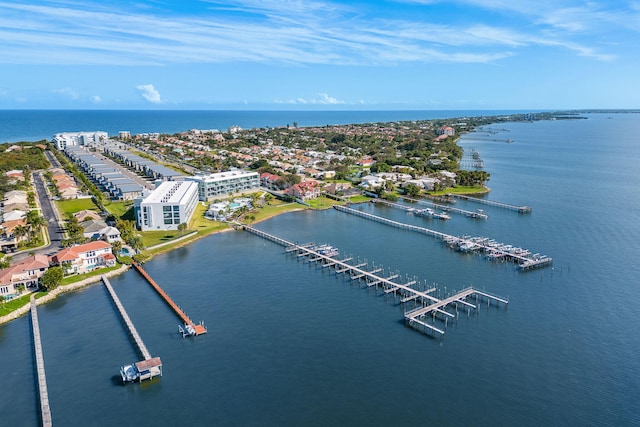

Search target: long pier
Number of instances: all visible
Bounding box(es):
[335,205,552,270]
[30,296,52,427]
[383,197,489,220]
[132,262,206,336]
[449,194,532,213]
[241,225,508,338]
[103,276,152,360]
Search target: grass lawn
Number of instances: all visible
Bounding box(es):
[0,292,42,316]
[307,197,340,209]
[105,200,135,220]
[251,201,304,222]
[61,264,122,286]
[428,185,489,196]
[56,198,99,216]
[347,195,371,203]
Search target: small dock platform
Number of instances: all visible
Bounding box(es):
[102,276,163,384]
[241,226,508,339]
[335,205,551,270]
[30,296,52,427]
[449,194,532,213]
[132,262,206,336]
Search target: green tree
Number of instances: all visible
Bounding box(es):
[0,253,11,269]
[13,224,28,243]
[263,193,274,206]
[177,223,188,235]
[111,240,122,255]
[40,266,63,291]
[404,183,421,197]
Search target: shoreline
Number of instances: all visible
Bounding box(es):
[0,205,308,325]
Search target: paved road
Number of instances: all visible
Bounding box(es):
[11,171,65,262]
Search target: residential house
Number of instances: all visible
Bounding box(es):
[0,254,50,299]
[73,209,102,222]
[260,172,281,190]
[325,182,352,195]
[80,219,121,242]
[284,180,320,201]
[1,210,27,222]
[49,241,116,275]
[359,174,386,189]
[1,219,29,243]
[436,126,455,136]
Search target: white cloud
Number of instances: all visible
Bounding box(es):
[317,93,343,104]
[0,0,629,67]
[90,95,102,103]
[136,84,162,104]
[51,87,79,100]
[274,93,345,105]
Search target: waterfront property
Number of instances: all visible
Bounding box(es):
[185,170,260,201]
[50,241,116,275]
[134,180,199,231]
[0,254,50,300]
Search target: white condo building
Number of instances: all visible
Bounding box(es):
[53,131,108,150]
[135,181,199,231]
[186,170,260,201]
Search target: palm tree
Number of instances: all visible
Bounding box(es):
[13,224,28,243]
[26,212,47,243]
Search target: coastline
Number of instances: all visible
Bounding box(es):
[0,205,308,325]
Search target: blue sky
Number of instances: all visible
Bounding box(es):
[1,0,639,110]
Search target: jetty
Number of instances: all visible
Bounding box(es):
[380,197,488,220]
[335,205,552,270]
[241,225,507,338]
[102,276,163,383]
[449,194,532,213]
[132,262,206,337]
[30,296,52,427]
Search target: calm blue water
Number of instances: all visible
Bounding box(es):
[0,109,533,143]
[1,113,639,426]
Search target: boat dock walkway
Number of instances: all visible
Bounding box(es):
[30,295,52,427]
[102,276,152,360]
[384,197,489,220]
[132,262,206,336]
[335,205,552,270]
[241,225,507,338]
[449,194,532,213]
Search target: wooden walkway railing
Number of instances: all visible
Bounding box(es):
[30,295,52,427]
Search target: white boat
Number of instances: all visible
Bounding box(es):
[313,244,339,257]
[416,208,451,220]
[120,363,139,383]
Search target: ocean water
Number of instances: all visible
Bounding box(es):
[0,109,533,143]
[1,112,639,426]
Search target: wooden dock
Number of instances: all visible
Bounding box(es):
[242,226,508,338]
[449,194,532,213]
[132,262,206,336]
[103,276,152,360]
[30,296,52,427]
[335,205,551,270]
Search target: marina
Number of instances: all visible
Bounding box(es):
[132,262,207,337]
[242,225,507,338]
[379,197,488,220]
[449,194,532,213]
[102,276,163,383]
[30,296,52,427]
[335,205,552,270]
